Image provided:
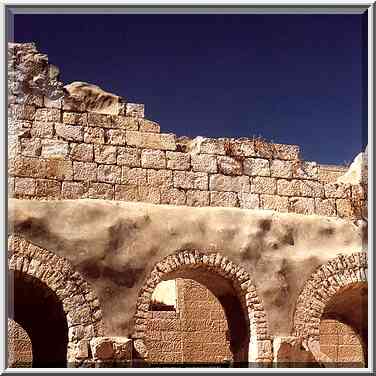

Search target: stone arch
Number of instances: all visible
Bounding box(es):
[292,251,367,365]
[133,249,271,364]
[8,234,105,366]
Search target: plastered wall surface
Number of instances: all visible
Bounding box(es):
[7,42,368,368]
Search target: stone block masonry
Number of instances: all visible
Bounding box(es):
[8,42,366,222]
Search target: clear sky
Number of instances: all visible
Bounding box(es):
[13,13,367,165]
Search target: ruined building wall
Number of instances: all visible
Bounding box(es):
[7,43,368,368]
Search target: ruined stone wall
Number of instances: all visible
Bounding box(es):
[8,44,367,222]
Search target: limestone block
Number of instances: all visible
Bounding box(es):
[273,144,300,160]
[75,339,89,360]
[126,103,145,118]
[139,186,161,204]
[127,131,175,150]
[10,104,36,120]
[105,129,126,145]
[73,161,97,182]
[15,177,36,195]
[109,116,138,130]
[324,183,351,199]
[45,159,73,180]
[122,167,147,185]
[199,138,226,155]
[117,147,141,167]
[238,192,260,209]
[139,119,160,133]
[87,113,112,128]
[300,180,324,198]
[210,174,250,193]
[277,179,301,196]
[94,145,117,164]
[41,139,69,159]
[249,338,273,361]
[315,198,336,217]
[210,191,238,207]
[147,169,173,188]
[35,108,61,122]
[35,179,61,198]
[70,143,94,162]
[270,160,293,178]
[30,121,54,138]
[293,161,318,180]
[62,112,87,126]
[336,199,356,219]
[97,165,121,184]
[191,154,217,173]
[261,194,288,212]
[243,158,270,177]
[352,184,366,201]
[88,183,114,200]
[226,138,256,157]
[20,138,42,157]
[251,176,276,194]
[173,171,208,190]
[84,127,105,144]
[166,151,190,170]
[62,181,86,199]
[186,190,210,207]
[289,197,315,215]
[13,156,47,178]
[115,184,138,201]
[160,187,186,205]
[90,337,114,360]
[217,155,242,175]
[141,149,166,169]
[62,96,86,112]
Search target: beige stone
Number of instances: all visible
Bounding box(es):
[62,181,86,199]
[160,188,186,205]
[117,147,141,167]
[199,138,226,155]
[251,176,276,194]
[41,140,69,159]
[261,194,288,212]
[289,197,315,215]
[126,103,145,118]
[186,190,210,207]
[191,154,217,173]
[273,144,300,160]
[88,183,114,200]
[70,143,94,162]
[300,180,324,198]
[20,138,42,157]
[10,104,36,120]
[270,160,293,178]
[94,145,117,164]
[139,186,161,204]
[111,116,139,130]
[139,119,160,133]
[238,192,260,209]
[115,184,138,201]
[147,169,173,188]
[35,108,61,122]
[324,183,351,199]
[122,167,147,185]
[336,199,356,219]
[210,191,238,207]
[35,179,61,198]
[84,127,105,144]
[277,179,301,196]
[30,121,54,138]
[174,171,209,190]
[315,198,336,217]
[12,157,46,178]
[73,161,97,182]
[45,159,73,180]
[106,129,126,145]
[210,174,250,193]
[90,337,114,360]
[87,113,112,128]
[62,112,87,126]
[15,177,36,195]
[127,131,175,151]
[141,149,166,169]
[293,161,318,180]
[217,156,242,175]
[243,158,270,177]
[97,165,121,184]
[166,151,190,170]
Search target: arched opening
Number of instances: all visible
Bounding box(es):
[143,267,250,366]
[319,283,367,367]
[8,270,69,367]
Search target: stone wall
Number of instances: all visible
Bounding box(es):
[8,319,33,367]
[144,278,233,364]
[8,43,367,222]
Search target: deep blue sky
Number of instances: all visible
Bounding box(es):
[13,13,367,165]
